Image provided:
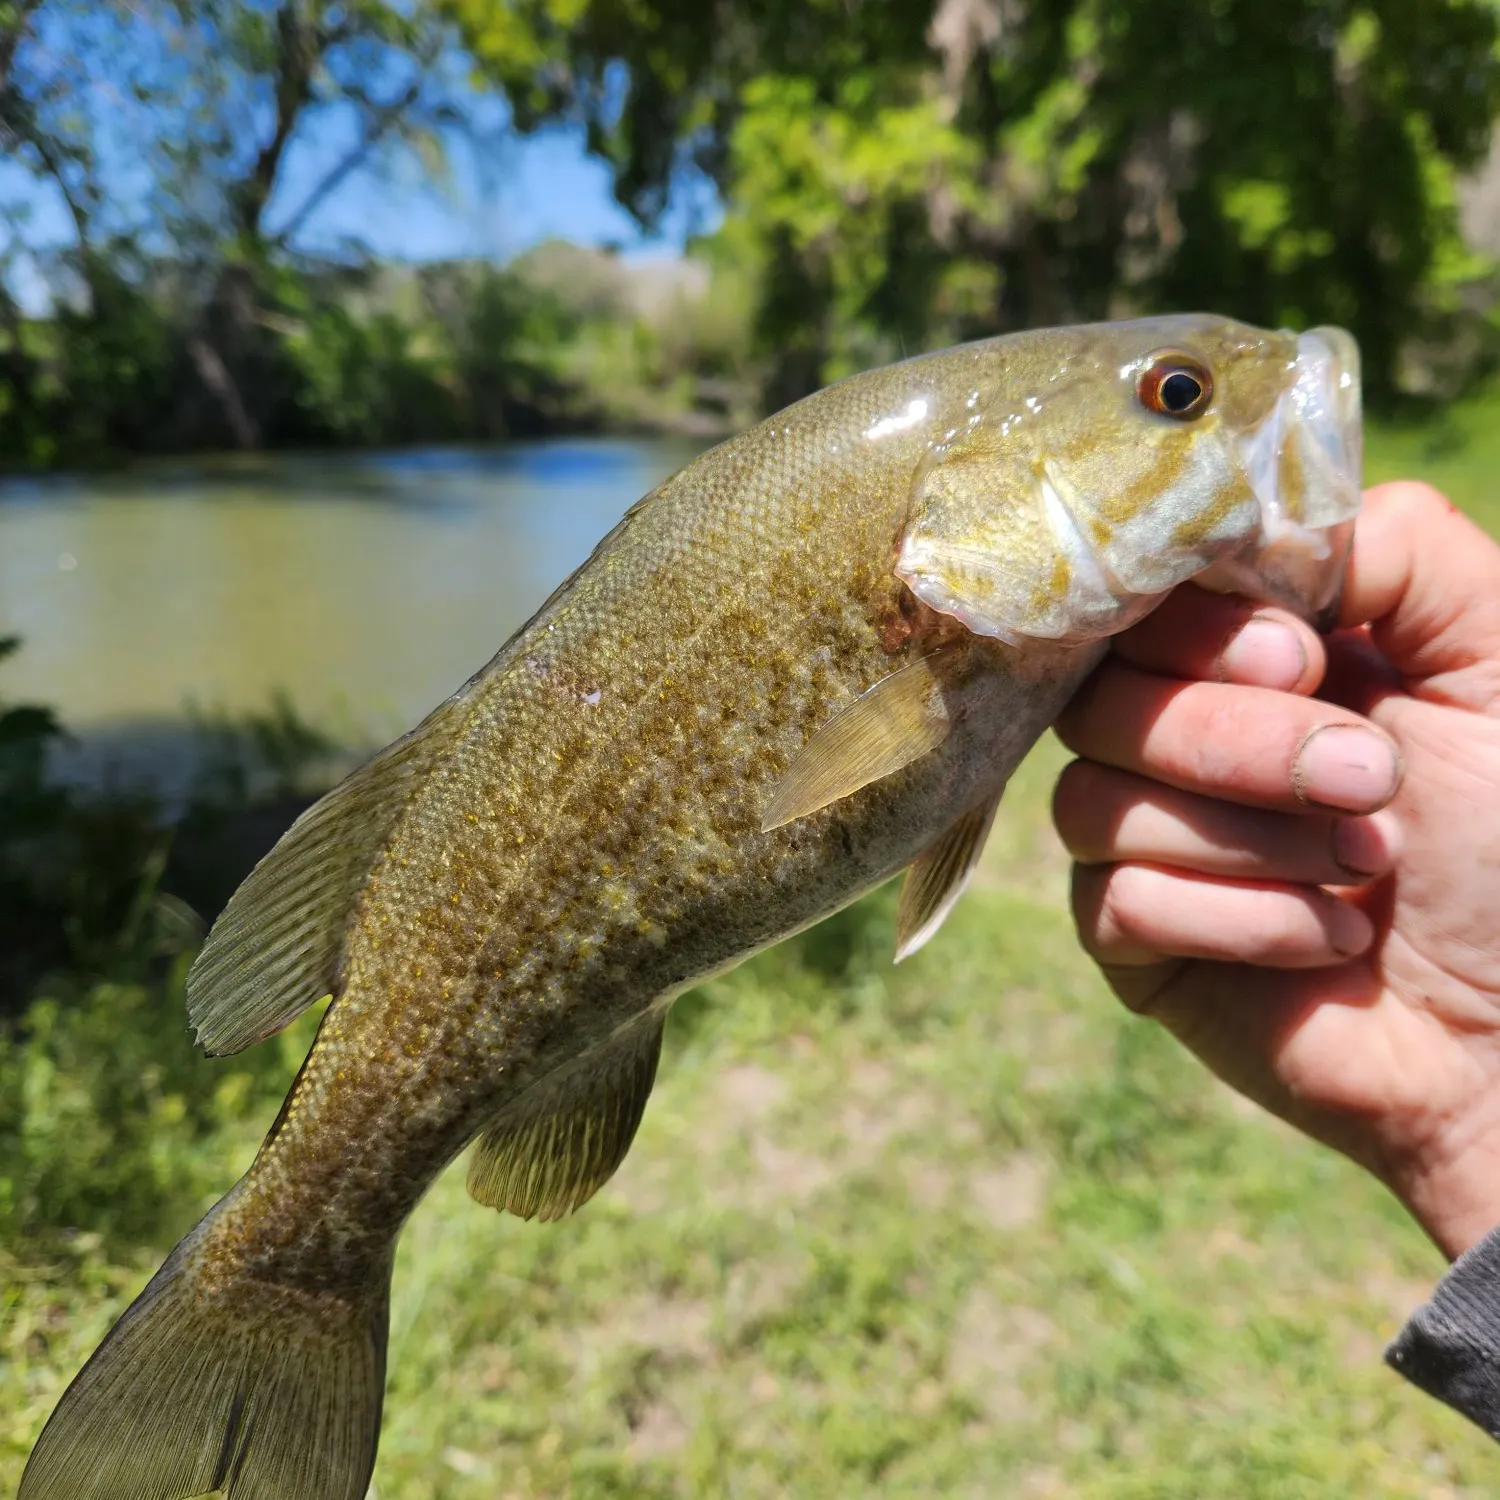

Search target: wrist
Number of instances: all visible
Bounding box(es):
[1380,1114,1500,1261]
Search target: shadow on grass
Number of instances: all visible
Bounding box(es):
[0,646,349,1251]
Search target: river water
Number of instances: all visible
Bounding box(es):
[0,437,706,784]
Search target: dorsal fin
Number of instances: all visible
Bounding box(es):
[761,652,956,831]
[893,790,1003,962]
[186,693,472,1056]
[467,1009,667,1221]
[184,481,671,1059]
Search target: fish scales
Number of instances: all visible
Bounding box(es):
[20,315,1364,1500]
[224,339,1046,1287]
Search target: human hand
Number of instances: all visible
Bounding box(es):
[1053,482,1500,1260]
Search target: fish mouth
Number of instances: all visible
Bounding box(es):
[1201,325,1364,628]
[1291,325,1363,511]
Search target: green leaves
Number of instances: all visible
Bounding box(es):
[449,0,1500,406]
[0,638,64,837]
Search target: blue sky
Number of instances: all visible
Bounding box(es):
[276,115,719,263]
[1,82,721,312]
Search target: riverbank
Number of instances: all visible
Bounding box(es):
[0,244,760,474]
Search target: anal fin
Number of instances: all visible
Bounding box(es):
[894,791,1003,962]
[467,1009,667,1221]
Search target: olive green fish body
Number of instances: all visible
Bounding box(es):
[21,316,1364,1500]
[216,347,1101,1292]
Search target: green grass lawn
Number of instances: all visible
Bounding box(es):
[1365,386,1500,531]
[6,392,1500,1497]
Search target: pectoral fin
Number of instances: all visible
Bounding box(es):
[467,1010,666,1221]
[894,791,1003,962]
[762,653,955,831]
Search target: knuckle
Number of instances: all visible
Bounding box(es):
[1174,688,1247,785]
[1052,761,1109,859]
[1073,861,1142,962]
[1067,861,1111,951]
[1169,685,1315,800]
[1242,892,1315,961]
[1102,958,1190,1019]
[1369,479,1452,518]
[1052,675,1106,750]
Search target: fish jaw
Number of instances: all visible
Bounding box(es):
[1196,325,1363,626]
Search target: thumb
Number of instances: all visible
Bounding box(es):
[1338,482,1500,712]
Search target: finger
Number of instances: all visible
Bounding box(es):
[1112,587,1325,694]
[1056,664,1402,815]
[1071,862,1375,970]
[1341,482,1500,710]
[1053,760,1402,884]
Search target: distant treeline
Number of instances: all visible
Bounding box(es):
[0,242,760,470]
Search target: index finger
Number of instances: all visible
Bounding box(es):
[1055,662,1402,816]
[1111,585,1327,695]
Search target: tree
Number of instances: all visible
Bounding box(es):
[447,0,1500,404]
[165,0,475,446]
[0,0,474,451]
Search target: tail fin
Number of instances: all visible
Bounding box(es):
[20,1216,389,1500]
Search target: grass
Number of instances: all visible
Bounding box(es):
[6,388,1500,1496]
[1365,383,1500,532]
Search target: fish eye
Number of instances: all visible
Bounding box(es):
[1137,353,1214,420]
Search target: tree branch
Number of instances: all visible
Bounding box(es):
[186,332,260,449]
[269,76,424,247]
[236,2,319,241]
[13,122,94,253]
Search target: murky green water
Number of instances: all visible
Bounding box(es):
[0,438,705,779]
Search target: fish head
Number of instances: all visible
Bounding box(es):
[896,314,1362,644]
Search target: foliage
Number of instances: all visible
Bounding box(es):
[0,635,170,1008]
[1,0,467,257]
[0,247,753,467]
[0,0,756,468]
[450,0,1500,406]
[3,0,1500,462]
[1364,374,1500,531]
[0,969,314,1245]
[0,0,480,457]
[0,640,334,1246]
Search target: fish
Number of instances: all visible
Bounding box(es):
[20,314,1363,1500]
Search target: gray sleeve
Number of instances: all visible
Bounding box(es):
[1386,1226,1500,1441]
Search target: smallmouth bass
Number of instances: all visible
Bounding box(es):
[22,315,1363,1499]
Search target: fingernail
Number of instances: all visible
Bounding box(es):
[1332,812,1399,880]
[1328,898,1373,956]
[1294,724,1401,812]
[1219,618,1306,690]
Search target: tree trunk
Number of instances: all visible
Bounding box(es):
[186,333,259,449]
